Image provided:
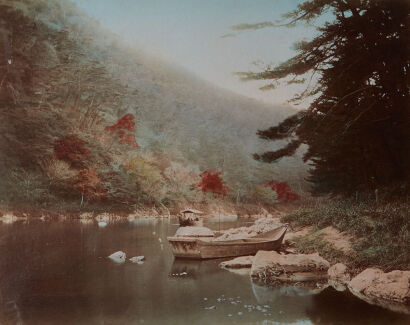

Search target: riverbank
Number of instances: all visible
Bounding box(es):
[0,202,297,222]
[217,200,409,314]
[1,198,407,272]
[281,198,409,271]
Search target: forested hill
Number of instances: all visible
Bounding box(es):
[0,0,305,211]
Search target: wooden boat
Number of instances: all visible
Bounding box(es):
[178,208,203,226]
[167,225,288,260]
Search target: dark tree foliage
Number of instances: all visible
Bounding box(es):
[245,0,410,195]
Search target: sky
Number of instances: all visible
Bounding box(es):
[72,0,320,106]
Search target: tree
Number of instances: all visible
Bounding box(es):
[240,0,410,195]
[105,114,139,148]
[74,167,106,205]
[198,169,229,198]
[265,180,300,202]
[54,135,91,167]
[124,156,166,203]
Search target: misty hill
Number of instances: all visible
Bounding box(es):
[0,0,306,211]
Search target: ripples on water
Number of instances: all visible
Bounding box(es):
[0,217,408,324]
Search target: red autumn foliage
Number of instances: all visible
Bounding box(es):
[105,113,136,132]
[54,135,91,165]
[75,168,107,199]
[265,180,300,202]
[198,169,229,198]
[117,130,139,148]
[105,114,139,148]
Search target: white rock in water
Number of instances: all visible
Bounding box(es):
[348,268,410,313]
[108,251,126,263]
[129,256,145,263]
[219,256,254,269]
[175,226,214,237]
[98,221,107,228]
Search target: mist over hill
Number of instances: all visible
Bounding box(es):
[0,0,306,211]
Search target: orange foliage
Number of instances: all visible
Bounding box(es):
[75,168,106,199]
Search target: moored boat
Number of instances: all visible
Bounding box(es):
[167,225,288,260]
[178,209,204,226]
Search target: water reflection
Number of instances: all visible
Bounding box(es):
[128,217,159,226]
[0,218,408,325]
[251,283,325,323]
[169,259,223,280]
[79,219,94,226]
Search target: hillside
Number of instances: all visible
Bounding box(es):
[0,0,306,212]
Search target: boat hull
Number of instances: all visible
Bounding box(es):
[167,226,287,259]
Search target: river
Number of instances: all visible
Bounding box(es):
[0,217,408,324]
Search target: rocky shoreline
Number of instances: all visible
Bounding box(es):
[218,218,410,315]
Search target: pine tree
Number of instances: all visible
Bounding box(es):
[242,0,410,195]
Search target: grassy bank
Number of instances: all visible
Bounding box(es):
[281,198,409,271]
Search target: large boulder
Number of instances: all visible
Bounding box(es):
[348,268,410,313]
[175,226,214,237]
[251,251,330,283]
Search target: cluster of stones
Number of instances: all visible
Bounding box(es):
[220,251,410,314]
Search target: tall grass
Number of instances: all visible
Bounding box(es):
[281,198,410,271]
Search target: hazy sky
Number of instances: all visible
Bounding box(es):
[73,0,318,106]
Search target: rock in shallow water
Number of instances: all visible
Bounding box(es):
[219,256,254,269]
[251,251,330,283]
[348,268,410,313]
[129,256,145,263]
[108,251,126,263]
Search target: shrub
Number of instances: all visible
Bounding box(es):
[198,169,228,198]
[41,158,78,182]
[265,180,300,202]
[74,168,107,202]
[54,135,91,166]
[124,156,166,202]
[105,114,139,148]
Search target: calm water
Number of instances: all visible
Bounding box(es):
[0,217,408,325]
